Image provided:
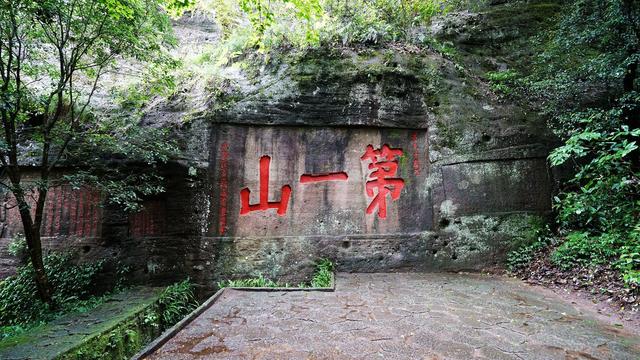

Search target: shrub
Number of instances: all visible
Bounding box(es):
[546,94,639,285]
[548,101,640,234]
[551,231,625,270]
[155,279,199,327]
[618,225,640,285]
[6,234,27,261]
[192,0,483,56]
[620,249,640,284]
[548,228,640,286]
[486,69,522,97]
[0,251,104,327]
[506,224,553,273]
[507,239,547,273]
[311,258,334,287]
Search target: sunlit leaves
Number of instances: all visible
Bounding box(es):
[163,0,197,17]
[236,0,323,50]
[209,0,458,53]
[102,0,136,20]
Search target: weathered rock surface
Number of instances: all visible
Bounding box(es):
[1,1,561,286]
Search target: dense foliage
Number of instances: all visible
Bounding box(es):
[153,279,198,327]
[62,117,178,212]
[0,0,181,210]
[0,0,186,303]
[0,242,197,340]
[504,0,639,286]
[0,250,109,335]
[193,0,483,56]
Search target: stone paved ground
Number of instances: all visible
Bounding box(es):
[147,273,640,360]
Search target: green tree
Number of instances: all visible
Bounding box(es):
[0,0,180,304]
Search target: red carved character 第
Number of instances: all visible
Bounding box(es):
[361,144,405,219]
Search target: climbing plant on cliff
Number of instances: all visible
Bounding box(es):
[0,0,185,304]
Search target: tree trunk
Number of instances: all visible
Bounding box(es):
[13,187,53,305]
[622,58,638,125]
[622,0,639,131]
[622,57,639,171]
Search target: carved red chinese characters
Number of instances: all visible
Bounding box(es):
[240,156,292,216]
[361,144,405,219]
[239,145,405,219]
[300,172,348,183]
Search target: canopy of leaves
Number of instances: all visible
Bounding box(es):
[0,0,183,210]
[195,0,478,54]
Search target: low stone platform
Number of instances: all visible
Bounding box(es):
[145,273,640,359]
[0,287,161,360]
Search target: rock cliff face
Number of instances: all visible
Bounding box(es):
[0,1,560,286]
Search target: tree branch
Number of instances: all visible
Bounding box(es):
[48,61,108,170]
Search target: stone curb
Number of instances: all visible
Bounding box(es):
[131,272,335,360]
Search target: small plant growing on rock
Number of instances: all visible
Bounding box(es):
[217,259,335,289]
[486,69,521,97]
[217,274,281,288]
[311,258,334,288]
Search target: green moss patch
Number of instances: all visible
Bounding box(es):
[0,281,198,360]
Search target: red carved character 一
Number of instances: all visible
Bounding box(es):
[361,144,405,219]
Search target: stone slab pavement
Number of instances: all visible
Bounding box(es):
[146,273,640,359]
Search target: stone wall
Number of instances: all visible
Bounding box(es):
[179,40,557,284]
[0,80,554,287]
[0,180,104,278]
[0,127,553,287]
[0,168,203,285]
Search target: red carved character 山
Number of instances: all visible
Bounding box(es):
[361,144,405,219]
[240,156,291,216]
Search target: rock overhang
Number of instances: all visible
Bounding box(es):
[172,48,557,283]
